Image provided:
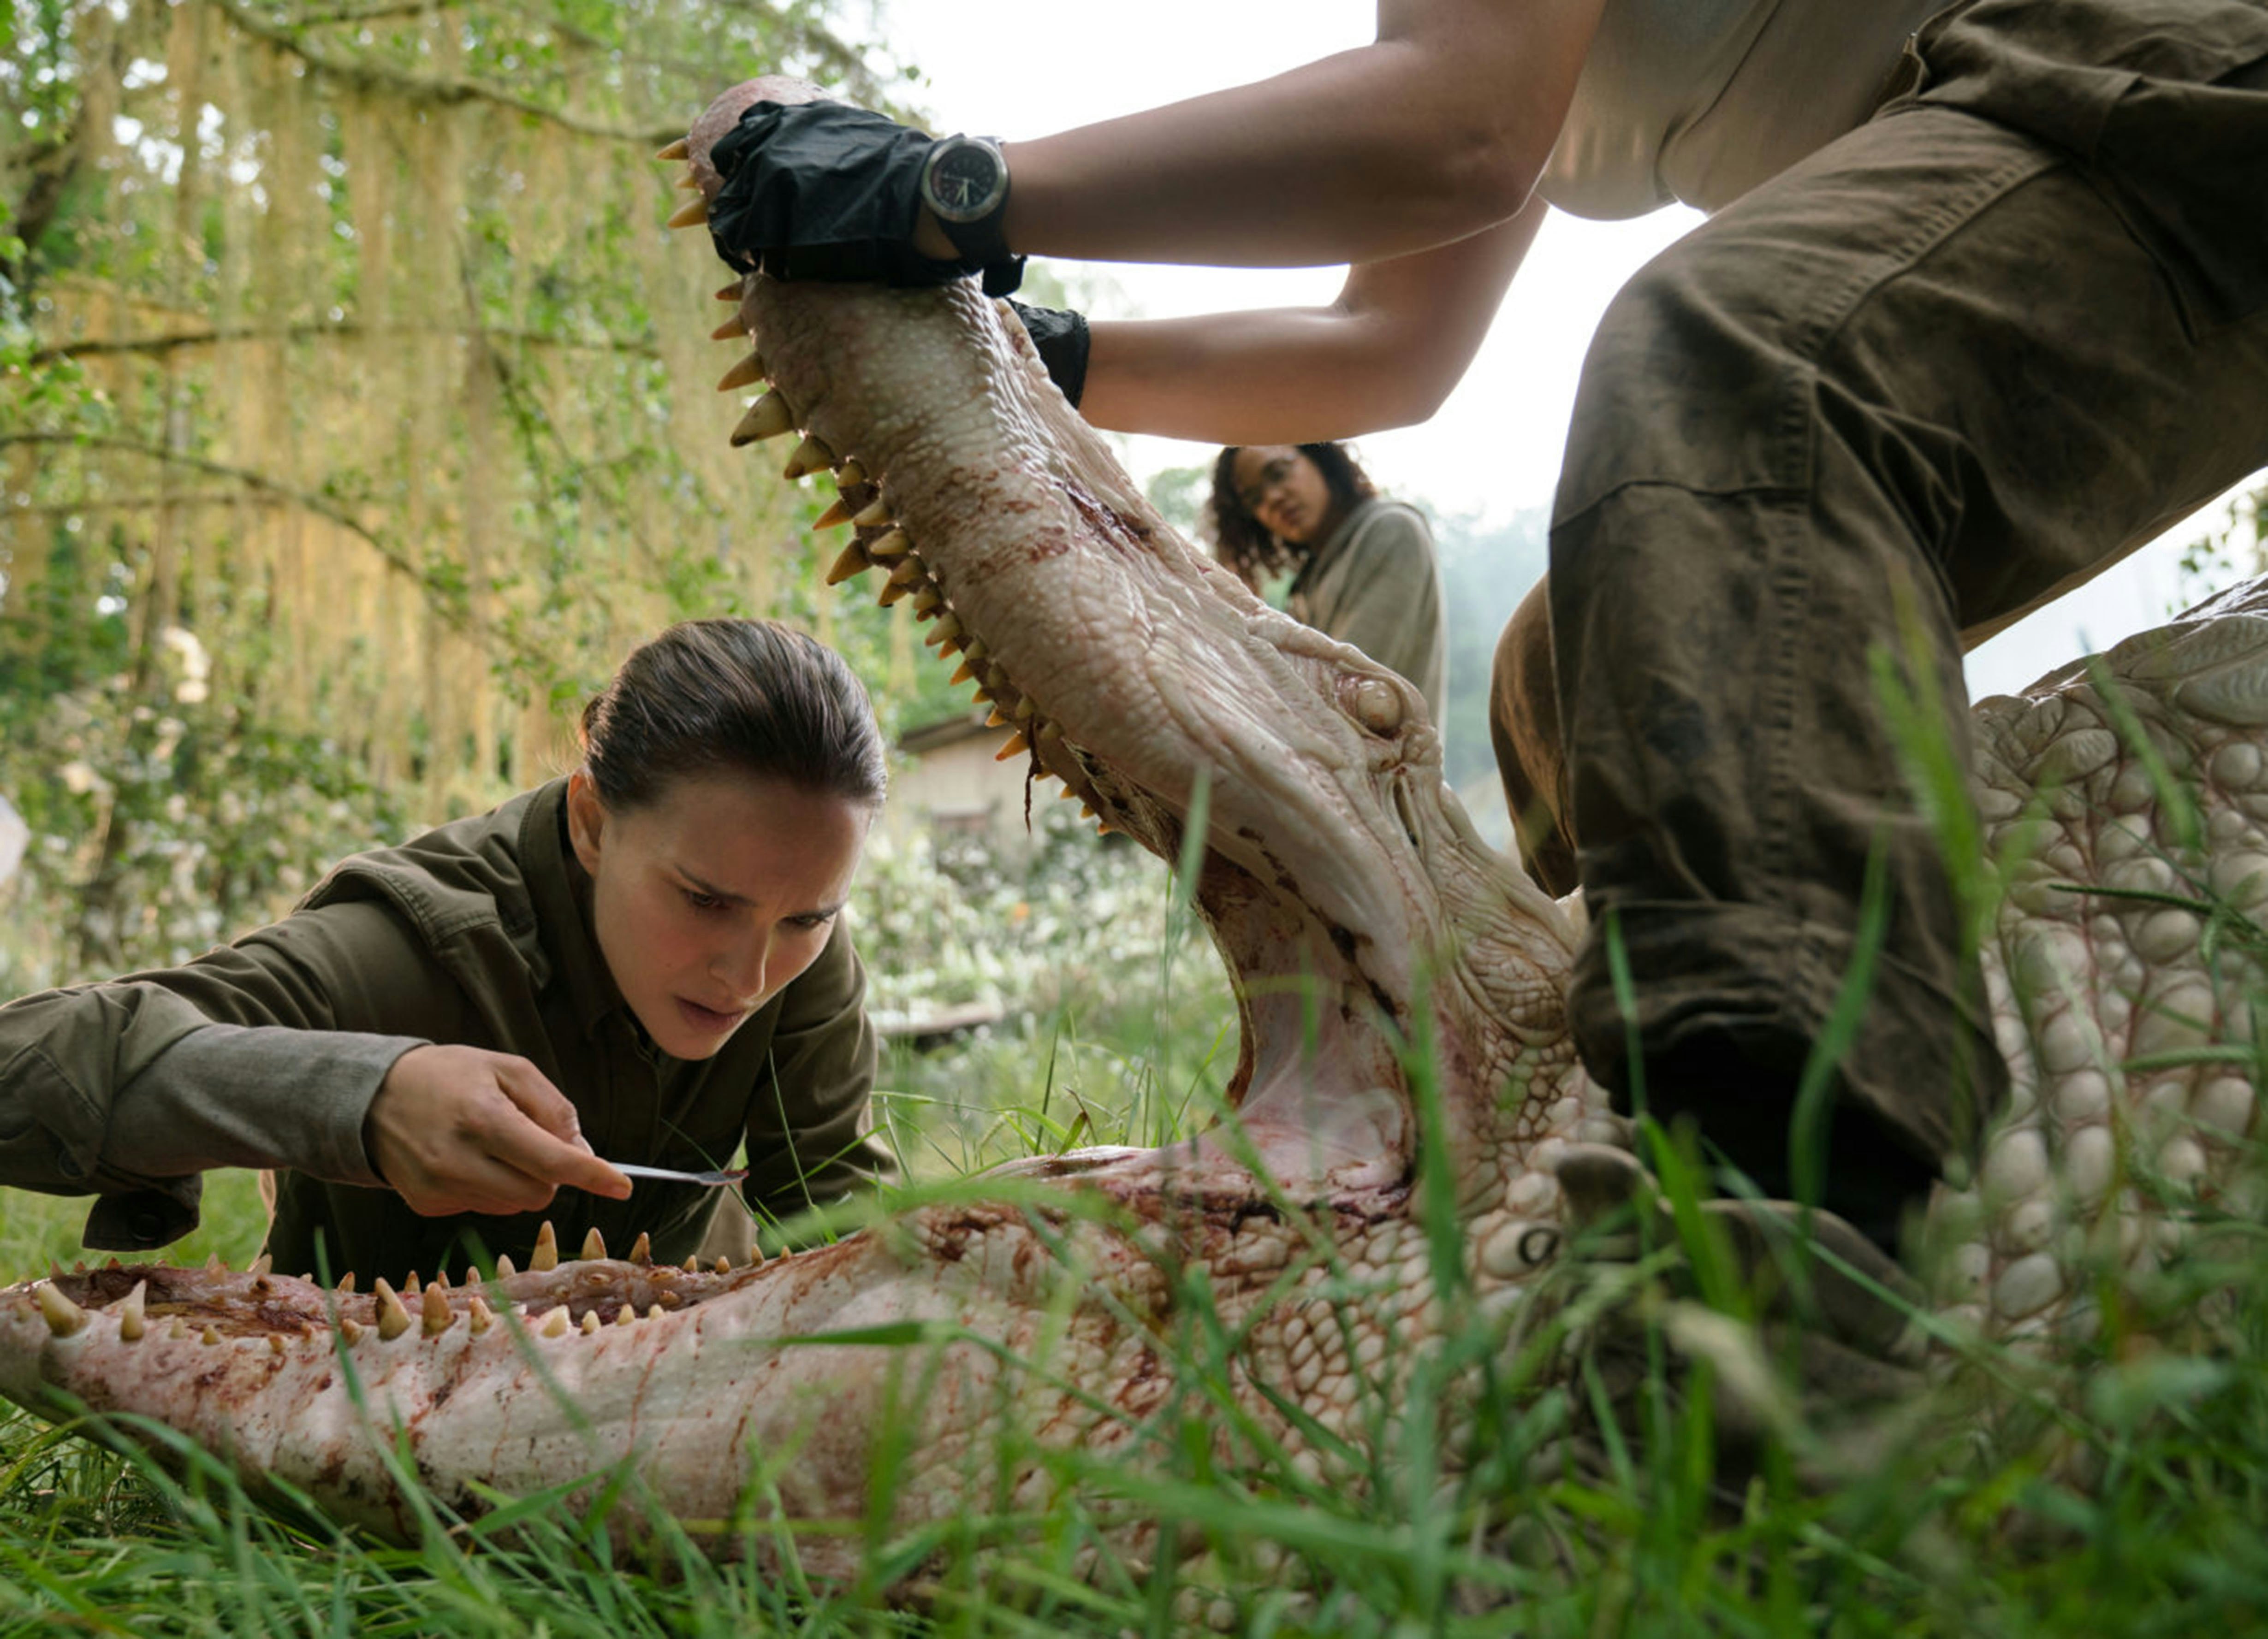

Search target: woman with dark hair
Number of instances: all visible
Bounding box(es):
[0,618,893,1284]
[1209,442,1445,717]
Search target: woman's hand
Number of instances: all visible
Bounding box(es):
[364,1045,630,1217]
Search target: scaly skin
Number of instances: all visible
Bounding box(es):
[0,77,2258,1575]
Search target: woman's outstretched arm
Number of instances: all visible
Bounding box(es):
[991,0,1601,268]
[1076,199,1547,443]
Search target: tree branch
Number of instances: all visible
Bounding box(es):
[30,319,662,365]
[202,0,686,147]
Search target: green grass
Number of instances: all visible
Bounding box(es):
[8,1010,2268,1636]
[10,671,2268,1634]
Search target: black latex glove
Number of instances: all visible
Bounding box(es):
[1007,299,1091,408]
[708,101,1015,291]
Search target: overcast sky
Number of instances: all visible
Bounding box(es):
[875,0,2259,700]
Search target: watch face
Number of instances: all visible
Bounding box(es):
[925,139,1007,224]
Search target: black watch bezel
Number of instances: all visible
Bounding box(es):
[920,134,1010,226]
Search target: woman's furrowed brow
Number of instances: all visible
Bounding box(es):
[677,868,751,907]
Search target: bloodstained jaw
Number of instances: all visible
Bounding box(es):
[741,283,1485,1186]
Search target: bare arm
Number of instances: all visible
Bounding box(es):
[1077,199,1546,442]
[993,0,1603,268]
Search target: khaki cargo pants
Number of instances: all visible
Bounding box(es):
[1491,0,2268,1246]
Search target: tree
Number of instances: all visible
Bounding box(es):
[0,0,920,985]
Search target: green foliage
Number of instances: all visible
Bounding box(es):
[0,0,933,984]
[2176,484,2267,615]
[1144,462,1208,537]
[1435,506,1547,797]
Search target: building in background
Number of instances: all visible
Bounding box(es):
[887,708,1046,856]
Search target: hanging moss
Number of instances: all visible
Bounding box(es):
[0,0,920,981]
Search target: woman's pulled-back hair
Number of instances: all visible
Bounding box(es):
[1206,441,1378,593]
[579,619,886,814]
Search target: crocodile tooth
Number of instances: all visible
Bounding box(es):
[995,731,1031,762]
[540,1307,571,1339]
[717,350,766,392]
[1013,698,1038,724]
[35,1283,86,1338]
[950,658,978,686]
[868,529,912,562]
[581,1228,607,1262]
[468,1296,494,1335]
[666,197,709,229]
[852,498,893,528]
[166,1319,187,1342]
[925,612,964,649]
[462,1266,478,1288]
[682,1256,700,1273]
[206,1254,223,1272]
[714,281,743,303]
[710,315,748,342]
[654,138,690,161]
[248,1254,273,1278]
[422,1285,453,1337]
[647,1303,666,1321]
[613,1305,635,1328]
[877,580,910,607]
[629,1232,652,1266]
[532,1222,559,1272]
[713,1256,731,1274]
[782,433,835,479]
[838,458,869,487]
[748,1245,765,1266]
[581,1310,601,1335]
[338,1317,363,1345]
[403,1273,421,1296]
[200,1325,222,1347]
[431,1269,450,1290]
[675,171,702,191]
[731,391,796,447]
[494,1254,516,1279]
[374,1280,411,1341]
[986,706,1010,728]
[267,1333,287,1356]
[814,496,855,530]
[337,1272,356,1294]
[827,542,874,585]
[117,1281,147,1342]
[886,556,926,588]
[911,586,944,617]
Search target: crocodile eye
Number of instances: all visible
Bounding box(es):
[1349,678,1402,737]
[1518,1226,1560,1267]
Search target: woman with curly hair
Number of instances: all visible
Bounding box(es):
[1208,442,1444,717]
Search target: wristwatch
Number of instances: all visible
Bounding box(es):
[920,134,1015,269]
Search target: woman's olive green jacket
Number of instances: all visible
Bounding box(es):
[0,779,888,1284]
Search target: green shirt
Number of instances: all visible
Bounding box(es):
[1287,497,1447,719]
[0,779,888,1283]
